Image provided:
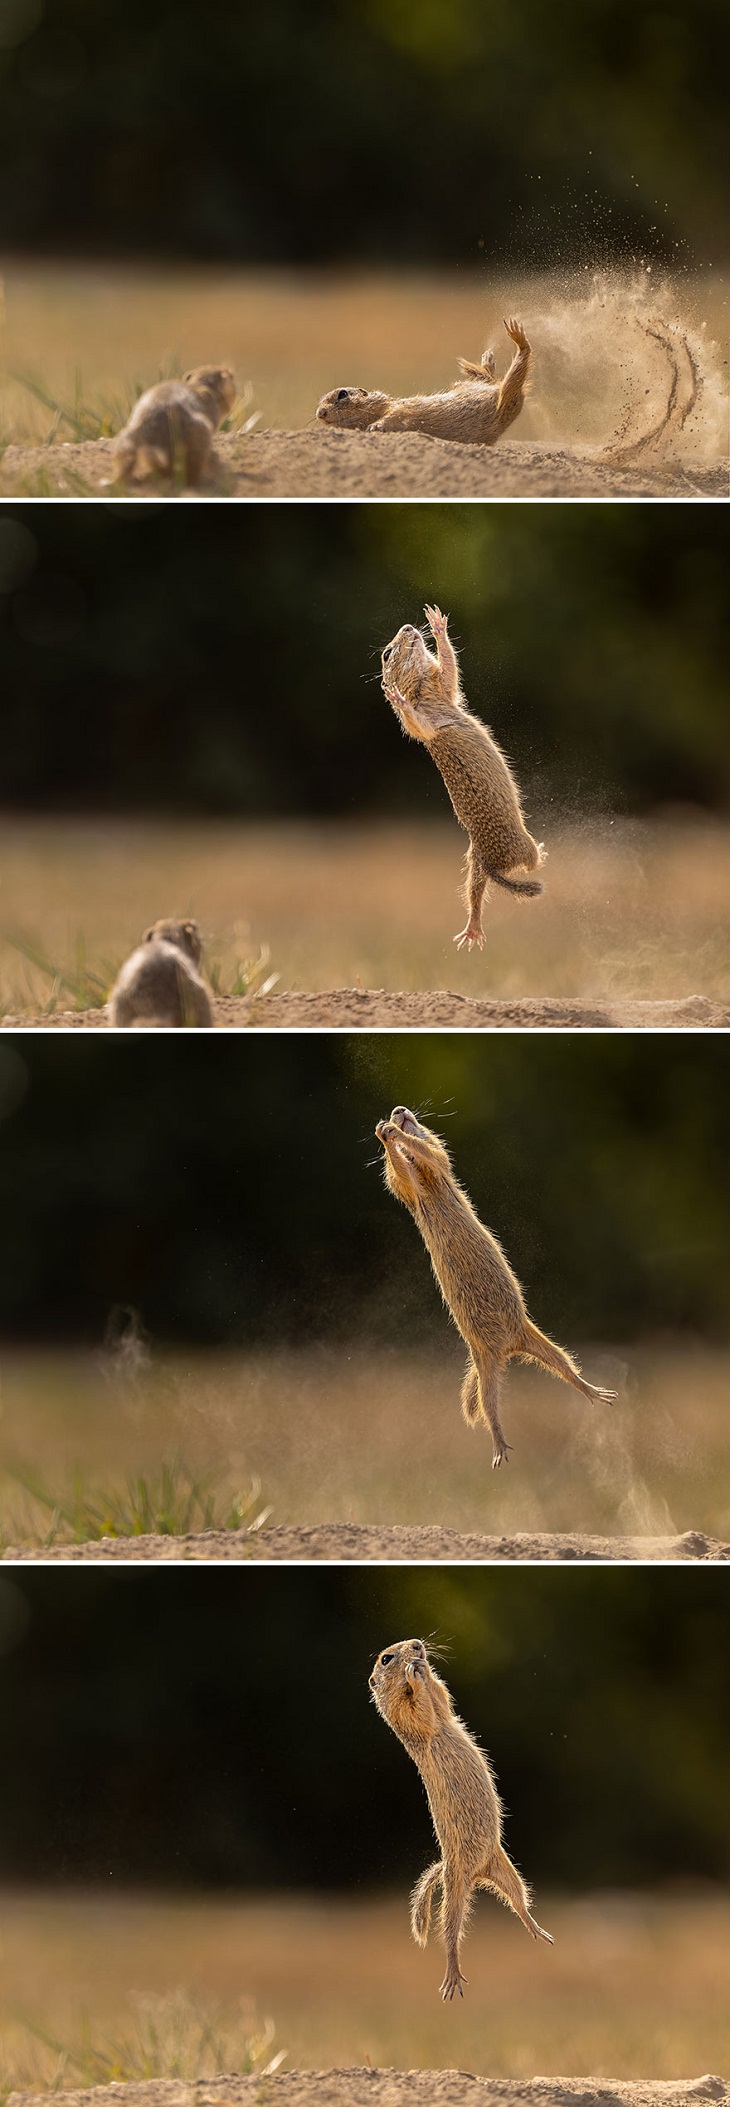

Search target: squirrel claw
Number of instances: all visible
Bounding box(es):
[503,315,529,351]
[454,924,485,952]
[440,1971,467,2001]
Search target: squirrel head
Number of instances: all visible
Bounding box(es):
[315,385,390,428]
[375,1106,454,1212]
[143,918,203,964]
[183,366,236,423]
[369,1638,453,1739]
[369,1636,428,1711]
[381,622,460,732]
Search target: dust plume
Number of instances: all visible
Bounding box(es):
[525,269,728,463]
[565,1364,682,1539]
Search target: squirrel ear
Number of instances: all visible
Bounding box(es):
[143,926,155,943]
[183,921,197,939]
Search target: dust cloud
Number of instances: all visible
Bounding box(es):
[526,269,728,462]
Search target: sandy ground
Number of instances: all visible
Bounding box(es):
[8,2073,729,2107]
[0,427,727,499]
[6,1524,730,1562]
[2,993,726,1032]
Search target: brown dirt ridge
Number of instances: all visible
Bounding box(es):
[6,1524,730,1562]
[7,2070,729,2107]
[1,427,726,499]
[1,993,727,1033]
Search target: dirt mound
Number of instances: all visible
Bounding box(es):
[243,992,727,1032]
[8,2071,729,2107]
[0,427,725,498]
[6,1524,730,1562]
[1,992,726,1033]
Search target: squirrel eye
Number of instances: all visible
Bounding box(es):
[382,646,392,661]
[381,1651,394,1665]
[336,388,350,401]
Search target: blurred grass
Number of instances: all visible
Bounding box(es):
[4,1454,270,1550]
[0,262,727,446]
[0,817,728,1016]
[0,1988,283,2099]
[1,1343,729,1547]
[1,1888,730,2083]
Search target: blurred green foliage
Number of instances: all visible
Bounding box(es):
[0,1567,729,1889]
[0,0,727,259]
[0,1033,728,1345]
[0,504,727,816]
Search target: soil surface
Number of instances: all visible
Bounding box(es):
[8,2070,729,2107]
[6,1524,730,1562]
[2,993,726,1033]
[1,426,727,499]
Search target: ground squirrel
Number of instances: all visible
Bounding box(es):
[111,366,236,486]
[375,1106,616,1467]
[316,318,530,443]
[107,919,213,1028]
[369,1636,552,2001]
[381,602,543,949]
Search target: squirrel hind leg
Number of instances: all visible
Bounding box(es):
[131,442,171,482]
[479,1844,552,1942]
[457,349,497,381]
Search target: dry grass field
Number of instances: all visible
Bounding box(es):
[0,818,728,1022]
[0,264,726,494]
[1,1887,730,2087]
[1,1343,729,1552]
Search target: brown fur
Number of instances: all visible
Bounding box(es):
[381,602,543,949]
[112,365,236,486]
[107,918,213,1029]
[375,1106,616,1466]
[316,317,530,444]
[369,1637,552,2001]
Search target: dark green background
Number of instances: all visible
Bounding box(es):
[0,1567,728,1889]
[0,504,728,817]
[0,1033,727,1346]
[0,0,727,261]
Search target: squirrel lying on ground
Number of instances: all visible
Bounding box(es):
[316,318,531,443]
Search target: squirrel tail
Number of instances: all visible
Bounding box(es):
[460,1355,482,1426]
[410,1861,443,1947]
[492,872,544,897]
